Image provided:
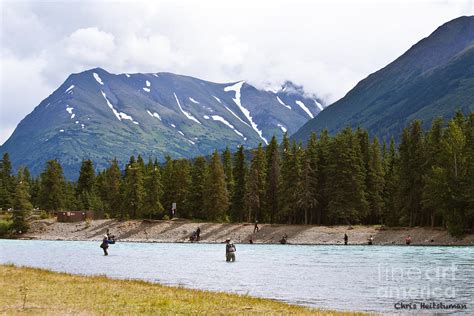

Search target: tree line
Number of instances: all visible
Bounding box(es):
[0,112,473,236]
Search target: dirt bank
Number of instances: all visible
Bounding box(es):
[19,219,474,246]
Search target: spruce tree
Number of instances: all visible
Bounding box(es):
[104,159,122,218]
[222,147,234,213]
[462,113,474,231]
[315,130,330,225]
[265,136,280,223]
[366,138,385,224]
[172,159,191,218]
[279,135,292,222]
[327,128,367,224]
[246,144,266,222]
[231,146,247,222]
[382,137,400,226]
[440,119,467,235]
[357,128,371,192]
[143,160,164,219]
[161,156,175,215]
[398,121,425,226]
[29,177,41,209]
[297,133,318,224]
[39,160,66,211]
[12,168,32,233]
[189,157,207,219]
[279,142,302,224]
[0,152,14,209]
[63,182,79,211]
[297,148,317,224]
[203,151,229,221]
[123,160,145,218]
[137,155,146,174]
[76,159,96,210]
[422,118,444,227]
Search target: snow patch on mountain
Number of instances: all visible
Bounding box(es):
[147,110,161,121]
[189,97,199,104]
[101,90,138,124]
[203,115,210,119]
[174,93,201,124]
[211,115,245,138]
[143,87,150,92]
[178,131,185,136]
[213,96,222,103]
[314,100,324,111]
[93,73,104,85]
[224,81,267,144]
[146,80,151,87]
[65,85,74,93]
[65,105,75,119]
[221,104,250,128]
[276,96,291,109]
[277,123,287,133]
[295,100,314,119]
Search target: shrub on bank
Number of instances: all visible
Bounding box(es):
[0,219,12,237]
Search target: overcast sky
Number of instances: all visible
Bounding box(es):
[0,0,473,145]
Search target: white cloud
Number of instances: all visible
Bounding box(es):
[0,0,473,144]
[0,53,51,144]
[63,27,115,63]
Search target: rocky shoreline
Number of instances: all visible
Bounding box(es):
[16,219,474,246]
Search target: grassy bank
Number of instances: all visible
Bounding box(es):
[0,265,360,315]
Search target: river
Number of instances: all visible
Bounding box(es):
[0,240,472,313]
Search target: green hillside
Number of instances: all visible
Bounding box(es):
[293,16,474,142]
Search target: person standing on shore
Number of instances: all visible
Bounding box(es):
[100,234,109,256]
[196,227,201,241]
[405,235,412,245]
[368,235,374,245]
[254,220,259,233]
[344,233,348,245]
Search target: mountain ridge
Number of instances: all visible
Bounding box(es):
[1,67,324,179]
[292,16,474,142]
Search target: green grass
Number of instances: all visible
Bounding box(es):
[0,264,363,315]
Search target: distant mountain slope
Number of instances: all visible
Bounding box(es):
[0,68,324,178]
[293,16,474,142]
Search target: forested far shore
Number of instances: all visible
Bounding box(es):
[0,112,473,236]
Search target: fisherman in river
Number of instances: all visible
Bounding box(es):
[106,229,116,244]
[225,239,236,262]
[100,234,109,256]
[344,233,348,245]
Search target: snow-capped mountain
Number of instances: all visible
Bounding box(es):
[1,68,324,178]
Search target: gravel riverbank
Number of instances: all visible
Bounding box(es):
[20,219,474,246]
